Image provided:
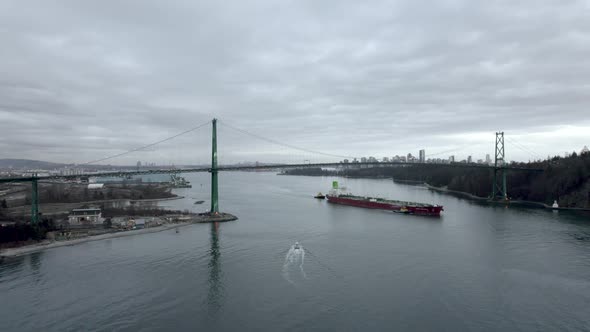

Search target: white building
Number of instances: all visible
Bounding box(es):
[68,208,103,226]
[419,149,425,163]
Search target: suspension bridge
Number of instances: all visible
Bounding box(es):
[0,119,543,223]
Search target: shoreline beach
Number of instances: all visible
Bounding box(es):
[0,222,192,259]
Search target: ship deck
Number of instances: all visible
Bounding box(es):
[337,194,437,207]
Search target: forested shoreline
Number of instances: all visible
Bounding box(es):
[284,152,590,208]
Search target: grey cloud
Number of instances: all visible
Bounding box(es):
[1,0,589,165]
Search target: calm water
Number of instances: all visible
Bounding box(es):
[2,173,590,331]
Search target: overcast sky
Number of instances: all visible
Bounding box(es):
[1,0,589,165]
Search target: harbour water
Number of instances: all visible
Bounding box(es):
[1,172,590,331]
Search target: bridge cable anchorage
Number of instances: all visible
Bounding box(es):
[73,120,212,167]
[218,120,358,160]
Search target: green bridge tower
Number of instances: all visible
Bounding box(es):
[0,175,39,224]
[210,118,219,214]
[491,131,507,200]
[31,176,39,223]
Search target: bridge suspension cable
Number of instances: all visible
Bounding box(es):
[505,136,544,161]
[218,120,357,160]
[427,147,467,158]
[74,120,212,166]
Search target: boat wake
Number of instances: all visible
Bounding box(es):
[282,242,307,284]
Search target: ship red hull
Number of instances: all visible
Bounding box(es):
[326,195,443,216]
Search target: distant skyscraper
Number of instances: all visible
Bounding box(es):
[449,155,455,163]
[419,149,425,163]
[467,155,473,163]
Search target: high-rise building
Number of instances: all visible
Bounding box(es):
[449,155,455,163]
[419,149,425,163]
[485,154,491,164]
[467,155,473,163]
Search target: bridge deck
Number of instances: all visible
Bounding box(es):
[0,162,542,183]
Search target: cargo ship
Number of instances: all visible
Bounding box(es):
[325,181,443,216]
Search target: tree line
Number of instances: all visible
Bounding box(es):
[0,218,56,246]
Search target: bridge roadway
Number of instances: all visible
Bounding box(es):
[0,161,543,184]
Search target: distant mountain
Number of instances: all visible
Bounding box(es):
[0,159,68,169]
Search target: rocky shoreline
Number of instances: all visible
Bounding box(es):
[422,183,590,211]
